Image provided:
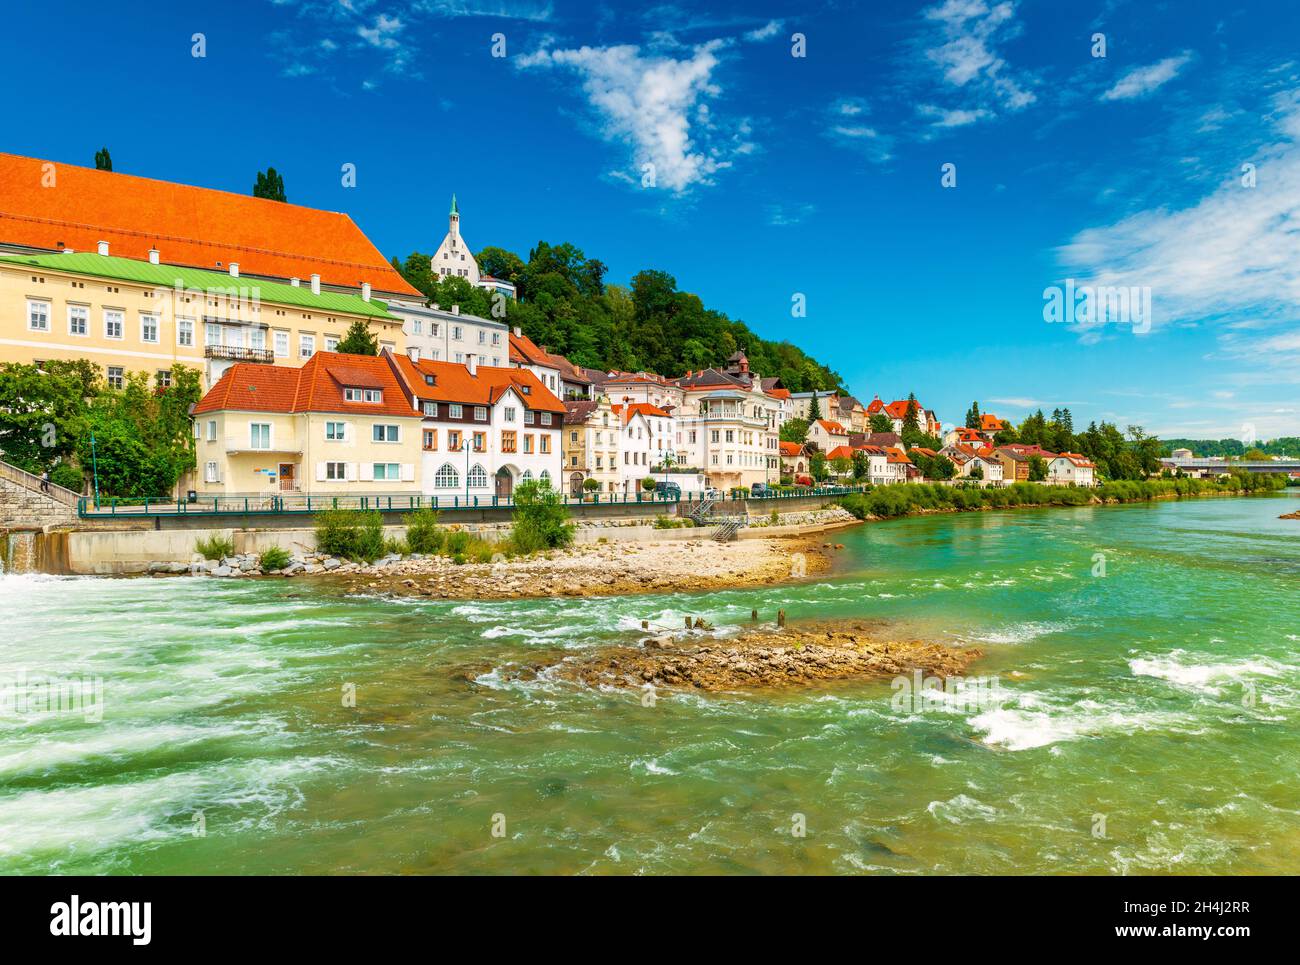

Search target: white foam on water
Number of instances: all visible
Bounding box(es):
[1129,650,1285,694]
[958,621,1072,646]
[969,694,1191,751]
[926,793,999,824]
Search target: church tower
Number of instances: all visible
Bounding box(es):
[431,193,480,286]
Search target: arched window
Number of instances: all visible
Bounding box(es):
[434,463,459,489]
[521,470,533,481]
[468,464,488,488]
[539,469,550,481]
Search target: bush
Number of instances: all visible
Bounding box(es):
[583,477,601,492]
[195,533,235,560]
[446,530,471,555]
[314,508,386,562]
[384,536,410,556]
[641,477,657,491]
[49,463,84,492]
[511,480,575,554]
[403,507,444,554]
[259,546,292,571]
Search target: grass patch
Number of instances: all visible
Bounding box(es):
[195,534,234,560]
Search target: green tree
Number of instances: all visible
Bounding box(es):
[510,479,574,553]
[831,455,852,480]
[779,418,809,443]
[1027,455,1049,482]
[335,320,379,356]
[902,393,920,434]
[253,167,287,202]
[95,147,112,171]
[965,401,981,429]
[0,360,96,474]
[869,413,893,433]
[851,449,870,481]
[809,450,829,482]
[808,392,822,421]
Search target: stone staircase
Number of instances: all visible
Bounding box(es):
[0,459,80,530]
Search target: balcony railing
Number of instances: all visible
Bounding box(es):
[205,345,275,364]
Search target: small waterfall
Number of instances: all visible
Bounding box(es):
[2,530,40,575]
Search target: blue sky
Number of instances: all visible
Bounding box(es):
[4,0,1300,440]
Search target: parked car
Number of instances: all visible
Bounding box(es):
[654,481,681,499]
[750,482,770,497]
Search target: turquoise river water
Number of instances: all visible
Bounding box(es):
[2,492,1297,875]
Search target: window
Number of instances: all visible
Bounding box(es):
[27,300,49,332]
[523,434,534,454]
[540,435,550,454]
[250,329,266,350]
[206,420,217,442]
[447,430,461,450]
[501,431,517,453]
[434,463,459,488]
[177,318,194,346]
[250,423,272,450]
[274,331,289,358]
[468,464,488,488]
[473,406,487,421]
[449,404,463,419]
[452,326,463,341]
[570,431,578,443]
[525,411,535,425]
[522,470,533,481]
[140,314,159,343]
[478,330,486,344]
[504,406,516,422]
[204,461,220,483]
[540,469,550,482]
[472,432,485,452]
[205,322,221,346]
[412,320,423,335]
[541,412,552,426]
[300,334,315,358]
[492,332,501,346]
[345,388,383,403]
[156,370,171,388]
[423,401,437,417]
[325,421,346,441]
[67,304,88,336]
[104,310,124,339]
[325,336,339,352]
[107,366,124,389]
[323,462,347,480]
[372,424,399,443]
[372,463,401,481]
[423,429,437,450]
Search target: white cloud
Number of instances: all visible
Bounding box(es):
[1101,52,1193,101]
[518,40,749,192]
[1055,89,1300,371]
[766,202,815,226]
[358,13,403,48]
[744,19,782,42]
[919,104,991,127]
[919,0,1035,118]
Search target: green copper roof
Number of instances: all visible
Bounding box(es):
[450,193,458,216]
[0,251,398,320]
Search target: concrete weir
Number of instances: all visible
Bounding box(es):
[0,528,71,575]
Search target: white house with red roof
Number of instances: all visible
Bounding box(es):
[1047,452,1097,487]
[806,418,851,453]
[385,348,565,500]
[612,401,675,493]
[866,396,942,436]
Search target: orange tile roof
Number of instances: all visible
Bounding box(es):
[195,352,418,418]
[980,413,1009,431]
[954,426,984,440]
[0,152,420,297]
[825,445,856,460]
[389,351,565,412]
[816,419,848,434]
[508,331,554,368]
[612,402,671,419]
[778,441,803,456]
[766,387,791,400]
[885,446,912,465]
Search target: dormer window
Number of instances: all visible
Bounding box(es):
[344,387,383,403]
[424,374,435,386]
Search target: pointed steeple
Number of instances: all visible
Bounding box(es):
[450,194,459,216]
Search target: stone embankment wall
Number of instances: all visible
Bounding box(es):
[0,474,77,530]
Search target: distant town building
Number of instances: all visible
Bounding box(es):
[430,195,517,301]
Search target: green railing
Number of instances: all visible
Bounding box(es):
[77,485,868,518]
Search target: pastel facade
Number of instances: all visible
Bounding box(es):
[806,418,850,453]
[392,301,508,367]
[1047,453,1097,487]
[613,402,676,493]
[1,250,403,391]
[562,397,620,495]
[192,353,423,496]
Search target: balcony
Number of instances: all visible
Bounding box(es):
[205,345,275,364]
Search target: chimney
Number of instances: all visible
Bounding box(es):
[229,263,239,278]
[361,282,371,302]
[290,277,300,287]
[96,240,109,256]
[310,274,321,295]
[452,305,460,315]
[62,248,75,255]
[148,248,160,265]
[466,353,477,375]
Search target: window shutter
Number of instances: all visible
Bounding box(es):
[346,463,357,482]
[401,463,415,482]
[360,463,374,482]
[316,462,327,482]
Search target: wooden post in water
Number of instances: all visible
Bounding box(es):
[777,609,786,628]
[642,620,649,630]
[685,616,693,630]
[751,608,758,622]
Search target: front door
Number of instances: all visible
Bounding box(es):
[495,468,513,500]
[570,472,584,497]
[279,463,295,492]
